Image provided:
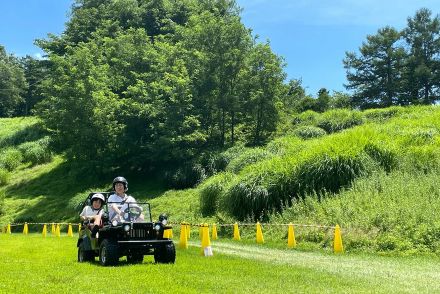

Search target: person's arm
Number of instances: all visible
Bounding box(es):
[80,207,89,221]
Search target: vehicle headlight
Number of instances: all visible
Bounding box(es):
[112,220,118,227]
[123,224,131,232]
[154,224,161,231]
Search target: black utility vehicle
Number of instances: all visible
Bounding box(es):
[77,192,175,266]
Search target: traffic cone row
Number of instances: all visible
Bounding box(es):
[2,220,343,253]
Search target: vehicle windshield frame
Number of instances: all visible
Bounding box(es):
[106,201,152,222]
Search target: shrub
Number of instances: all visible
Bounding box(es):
[0,148,23,171]
[363,106,402,122]
[166,163,206,189]
[292,126,327,139]
[18,136,53,165]
[0,168,9,186]
[199,172,234,217]
[199,152,229,176]
[291,110,318,126]
[317,109,364,133]
[226,148,273,174]
[364,143,398,173]
[223,181,270,221]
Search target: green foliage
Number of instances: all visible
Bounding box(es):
[199,172,234,217]
[0,169,9,186]
[363,106,404,122]
[0,148,23,171]
[226,147,273,174]
[292,110,318,127]
[292,126,327,139]
[17,136,52,165]
[36,0,286,169]
[345,8,440,108]
[316,109,364,133]
[0,45,27,117]
[166,163,207,189]
[364,143,398,172]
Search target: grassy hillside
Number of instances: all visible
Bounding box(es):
[2,106,440,254]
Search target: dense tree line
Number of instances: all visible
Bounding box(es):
[0,46,48,117]
[32,0,287,169]
[344,8,440,109]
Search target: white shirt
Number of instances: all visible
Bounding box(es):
[108,193,136,220]
[80,206,103,218]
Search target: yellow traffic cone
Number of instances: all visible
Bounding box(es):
[256,222,264,244]
[56,224,61,237]
[288,223,296,248]
[42,224,47,238]
[6,223,11,234]
[233,222,240,241]
[67,224,73,237]
[51,223,55,235]
[186,224,191,239]
[212,223,218,240]
[23,222,29,235]
[179,224,188,249]
[333,224,343,253]
[201,224,213,256]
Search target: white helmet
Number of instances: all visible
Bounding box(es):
[91,193,105,203]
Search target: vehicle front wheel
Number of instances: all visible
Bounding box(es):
[78,242,94,262]
[154,243,176,264]
[99,239,119,266]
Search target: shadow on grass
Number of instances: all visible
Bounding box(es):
[0,122,47,148]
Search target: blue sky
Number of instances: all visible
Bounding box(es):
[1,0,440,96]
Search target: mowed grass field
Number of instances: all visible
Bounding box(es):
[1,234,440,293]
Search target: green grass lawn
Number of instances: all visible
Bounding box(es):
[1,234,440,293]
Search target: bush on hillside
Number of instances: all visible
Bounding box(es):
[363,106,403,122]
[364,143,398,173]
[199,152,229,176]
[166,163,206,189]
[226,148,273,174]
[0,168,9,186]
[317,109,364,133]
[18,136,53,165]
[223,182,270,221]
[199,172,234,217]
[291,110,318,126]
[0,148,23,171]
[292,126,327,139]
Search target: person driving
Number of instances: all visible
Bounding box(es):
[108,176,144,221]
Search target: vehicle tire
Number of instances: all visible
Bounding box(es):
[78,242,94,262]
[154,243,176,264]
[99,239,119,266]
[127,252,144,264]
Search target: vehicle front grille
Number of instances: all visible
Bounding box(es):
[129,229,148,239]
